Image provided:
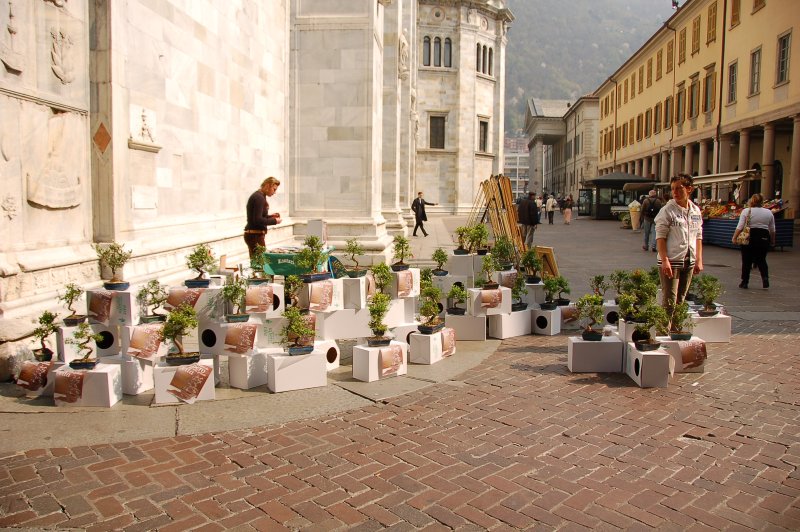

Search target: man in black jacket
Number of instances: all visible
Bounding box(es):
[411,191,436,237]
[244,177,281,258]
[517,192,539,247]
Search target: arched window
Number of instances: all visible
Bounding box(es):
[433,37,441,67]
[488,48,493,76]
[444,38,452,67]
[476,43,481,72]
[482,45,487,74]
[423,36,431,66]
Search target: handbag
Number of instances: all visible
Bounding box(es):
[735,209,751,245]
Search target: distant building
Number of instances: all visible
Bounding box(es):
[503,136,530,197]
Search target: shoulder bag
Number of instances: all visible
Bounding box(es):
[735,208,751,246]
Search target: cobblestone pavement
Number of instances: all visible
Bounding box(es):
[1,214,799,530]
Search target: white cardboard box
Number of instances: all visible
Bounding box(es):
[153,359,216,404]
[56,325,84,364]
[617,319,654,344]
[523,282,545,306]
[446,254,477,277]
[91,322,122,358]
[267,352,327,393]
[432,274,472,296]
[314,308,371,340]
[17,361,64,398]
[389,322,422,346]
[444,314,486,341]
[494,269,519,289]
[488,309,532,339]
[221,322,261,357]
[409,332,443,364]
[244,283,284,318]
[389,268,421,299]
[533,307,561,336]
[121,324,168,363]
[165,286,223,322]
[467,287,512,317]
[567,336,624,373]
[313,339,341,371]
[657,337,707,373]
[228,351,269,389]
[690,313,731,343]
[625,343,671,388]
[352,341,408,382]
[385,298,413,328]
[298,279,344,313]
[53,364,122,407]
[102,354,154,395]
[342,277,368,309]
[87,289,138,327]
[198,320,226,355]
[559,305,581,331]
[603,302,620,326]
[251,316,287,348]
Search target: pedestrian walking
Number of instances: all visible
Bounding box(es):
[731,193,775,289]
[545,195,557,225]
[517,192,539,248]
[411,191,436,237]
[640,189,663,252]
[563,194,574,224]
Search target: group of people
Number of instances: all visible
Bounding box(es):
[515,192,575,247]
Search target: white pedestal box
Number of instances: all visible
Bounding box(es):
[352,341,408,382]
[625,343,671,388]
[617,319,654,344]
[342,277,367,310]
[198,320,226,355]
[267,352,327,393]
[559,305,580,331]
[244,283,284,318]
[220,322,260,357]
[658,337,707,373]
[228,352,269,389]
[298,278,344,313]
[523,282,545,306]
[389,322,422,346]
[16,361,64,398]
[53,364,122,407]
[165,286,223,322]
[56,326,82,364]
[467,287,512,317]
[567,336,624,373]
[444,314,486,341]
[432,274,472,296]
[603,301,620,326]
[314,309,371,341]
[446,254,478,277]
[488,309,532,339]
[494,269,519,290]
[102,355,154,395]
[90,322,122,358]
[313,340,341,371]
[389,268,420,299]
[87,289,138,327]
[690,313,731,343]
[409,332,443,364]
[121,324,168,362]
[385,298,414,328]
[533,308,561,336]
[153,360,216,405]
[251,317,287,348]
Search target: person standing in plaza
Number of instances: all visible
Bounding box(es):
[655,174,703,321]
[640,189,662,252]
[545,194,557,224]
[563,194,574,225]
[731,193,776,289]
[411,191,436,237]
[517,191,539,248]
[244,177,281,258]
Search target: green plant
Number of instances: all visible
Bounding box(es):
[480,254,497,286]
[161,304,199,355]
[491,235,515,267]
[220,277,248,315]
[345,238,365,271]
[420,267,433,290]
[621,269,657,318]
[610,269,630,295]
[555,276,571,300]
[283,275,303,308]
[467,224,489,252]
[432,248,449,271]
[647,266,661,286]
[58,283,84,317]
[575,294,604,332]
[66,322,104,361]
[635,303,670,338]
[280,306,315,349]
[392,234,412,265]
[419,285,443,325]
[249,245,270,278]
[617,293,637,320]
[543,276,560,302]
[136,280,168,317]
[589,274,609,297]
[447,284,467,309]
[454,226,470,250]
[694,274,723,311]
[520,249,542,279]
[32,310,59,352]
[367,292,391,336]
[371,263,393,294]
[186,243,216,280]
[670,301,693,333]
[93,241,133,282]
[294,235,329,274]
[511,274,528,303]
[473,276,486,289]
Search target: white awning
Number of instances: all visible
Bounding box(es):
[692,170,759,186]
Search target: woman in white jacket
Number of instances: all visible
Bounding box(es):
[655,174,704,323]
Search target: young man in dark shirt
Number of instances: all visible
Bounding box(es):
[244,177,281,258]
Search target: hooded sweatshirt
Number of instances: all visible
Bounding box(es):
[654,199,703,268]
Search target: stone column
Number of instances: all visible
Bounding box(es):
[627,161,634,174]
[381,0,406,234]
[671,146,683,177]
[651,154,658,179]
[635,158,642,176]
[660,152,669,182]
[698,139,709,176]
[790,116,800,221]
[642,157,649,179]
[762,122,776,198]
[684,143,694,175]
[533,137,544,192]
[738,129,751,198]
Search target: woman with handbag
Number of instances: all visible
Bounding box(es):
[732,193,776,289]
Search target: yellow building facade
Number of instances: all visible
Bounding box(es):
[596,0,800,212]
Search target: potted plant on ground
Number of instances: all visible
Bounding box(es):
[446,284,467,315]
[621,269,658,318]
[32,310,59,361]
[93,241,133,291]
[295,235,331,282]
[418,285,444,334]
[575,294,604,341]
[431,248,449,276]
[511,274,528,311]
[367,292,392,346]
[283,275,303,308]
[248,245,271,285]
[66,322,105,369]
[161,304,200,365]
[468,224,489,255]
[370,263,393,295]
[610,269,630,304]
[669,301,694,340]
[59,283,86,326]
[280,306,316,355]
[590,275,610,298]
[479,255,499,290]
[219,277,249,322]
[185,243,216,288]
[554,276,571,306]
[454,226,471,255]
[633,303,669,351]
[391,234,412,271]
[136,280,169,323]
[491,235,515,271]
[694,274,723,316]
[541,276,560,310]
[520,249,543,284]
[344,238,367,278]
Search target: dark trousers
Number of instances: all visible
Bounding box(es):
[413,220,427,236]
[741,227,770,284]
[547,211,554,224]
[244,232,266,259]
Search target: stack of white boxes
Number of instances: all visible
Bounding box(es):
[352,340,408,382]
[387,268,422,346]
[443,252,485,340]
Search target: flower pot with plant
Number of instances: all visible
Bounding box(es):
[420,267,433,291]
[136,280,168,323]
[620,269,658,318]
[93,241,133,290]
[511,274,528,311]
[59,283,86,326]
[589,274,609,298]
[417,285,444,334]
[520,249,542,283]
[344,238,367,278]
[185,243,216,288]
[66,322,105,369]
[218,277,249,322]
[575,294,604,341]
[633,303,669,351]
[367,292,392,346]
[669,301,694,340]
[491,235,515,271]
[454,226,471,255]
[694,274,723,316]
[431,248,449,276]
[391,234,412,271]
[541,276,560,310]
[610,269,630,304]
[468,224,489,254]
[446,284,467,315]
[162,304,200,365]
[32,310,59,361]
[281,306,316,355]
[370,263,393,295]
[554,276,571,306]
[479,255,499,290]
[248,245,272,285]
[295,235,331,282]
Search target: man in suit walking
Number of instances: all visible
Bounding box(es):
[411,191,436,237]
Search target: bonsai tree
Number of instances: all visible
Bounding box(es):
[280,306,315,351]
[391,234,412,268]
[249,245,270,279]
[66,322,104,362]
[219,277,248,317]
[431,248,449,273]
[647,266,661,286]
[520,249,543,283]
[93,241,133,285]
[161,304,199,356]
[186,243,216,280]
[609,269,630,301]
[446,284,467,314]
[589,274,609,298]
[419,267,433,291]
[454,226,470,253]
[283,275,303,308]
[634,303,670,347]
[370,263,393,294]
[670,301,694,338]
[621,269,658,317]
[418,285,443,329]
[554,275,571,304]
[136,280,168,320]
[542,276,560,308]
[617,293,637,322]
[479,254,498,288]
[367,292,391,339]
[491,235,515,269]
[467,224,489,253]
[32,310,59,360]
[58,283,84,322]
[344,238,365,274]
[295,235,329,275]
[511,273,528,308]
[575,294,604,338]
[694,274,723,313]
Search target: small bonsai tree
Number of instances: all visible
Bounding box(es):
[344,238,365,273]
[446,284,467,313]
[295,235,329,275]
[575,294,604,334]
[161,304,199,356]
[491,235,515,269]
[392,234,412,267]
[32,310,59,357]
[136,280,168,319]
[431,248,449,272]
[647,266,661,286]
[694,274,723,312]
[186,243,216,280]
[220,277,248,316]
[542,276,560,305]
[283,275,303,308]
[511,274,528,306]
[58,283,84,319]
[419,267,433,290]
[66,322,104,361]
[249,245,270,279]
[367,292,391,338]
[555,275,571,302]
[589,274,609,298]
[610,269,630,298]
[621,269,658,317]
[454,226,470,253]
[634,303,670,343]
[479,254,498,288]
[617,293,637,321]
[670,301,694,335]
[520,249,542,282]
[467,224,489,253]
[93,241,133,283]
[371,263,393,294]
[280,306,315,350]
[419,285,443,327]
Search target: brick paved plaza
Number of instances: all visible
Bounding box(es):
[1,214,799,530]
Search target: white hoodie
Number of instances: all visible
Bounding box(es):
[654,199,703,267]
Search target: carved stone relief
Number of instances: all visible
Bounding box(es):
[1,193,17,219]
[398,30,409,81]
[44,0,67,6]
[1,0,24,72]
[128,105,161,152]
[49,28,74,84]
[26,112,81,208]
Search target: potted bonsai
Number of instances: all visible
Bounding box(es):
[185,243,216,288]
[520,249,542,284]
[420,267,433,291]
[295,235,331,282]
[575,294,604,341]
[391,234,412,271]
[621,269,658,318]
[633,303,669,351]
[136,280,168,323]
[248,245,271,285]
[590,274,609,298]
[511,274,528,312]
[491,235,515,271]
[669,301,694,340]
[610,269,630,304]
[344,238,367,278]
[694,274,723,316]
[554,276,571,306]
[454,226,470,255]
[446,284,467,315]
[479,255,499,290]
[541,276,560,310]
[417,285,444,334]
[66,322,105,370]
[162,303,200,365]
[468,224,489,254]
[431,248,449,276]
[219,277,249,322]
[93,241,133,291]
[283,274,303,308]
[59,283,86,326]
[281,306,316,355]
[367,292,392,346]
[371,263,393,295]
[647,266,661,286]
[32,310,59,361]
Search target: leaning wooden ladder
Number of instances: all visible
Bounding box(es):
[466,174,526,261]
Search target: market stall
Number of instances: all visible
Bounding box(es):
[583,173,658,220]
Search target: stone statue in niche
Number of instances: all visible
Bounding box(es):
[410,91,419,142]
[467,8,477,25]
[27,112,82,209]
[398,30,409,80]
[1,0,24,72]
[50,28,74,85]
[138,109,154,143]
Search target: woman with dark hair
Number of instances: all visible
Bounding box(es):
[732,193,776,289]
